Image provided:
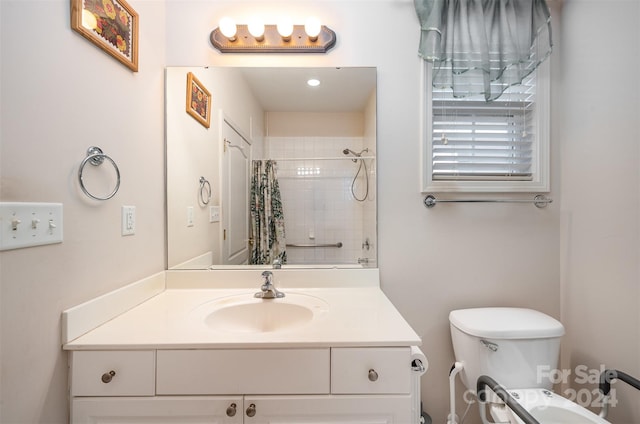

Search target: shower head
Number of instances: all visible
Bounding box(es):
[342,148,369,157]
[343,148,358,157]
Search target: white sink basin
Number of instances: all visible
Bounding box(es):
[192,293,329,333]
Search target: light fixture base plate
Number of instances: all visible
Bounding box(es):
[211,24,336,53]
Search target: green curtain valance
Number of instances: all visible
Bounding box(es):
[415,0,552,101]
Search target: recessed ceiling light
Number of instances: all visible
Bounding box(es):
[307,78,320,87]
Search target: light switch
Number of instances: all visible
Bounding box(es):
[0,202,63,250]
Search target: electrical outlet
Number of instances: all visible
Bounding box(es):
[187,206,194,227]
[121,205,136,236]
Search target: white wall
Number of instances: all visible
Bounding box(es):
[0,0,166,422]
[1,0,639,423]
[558,1,640,422]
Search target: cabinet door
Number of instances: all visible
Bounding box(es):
[244,395,413,424]
[71,396,243,424]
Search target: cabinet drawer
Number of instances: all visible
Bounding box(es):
[70,350,155,396]
[331,347,411,394]
[157,349,330,395]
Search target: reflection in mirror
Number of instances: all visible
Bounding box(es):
[166,67,377,270]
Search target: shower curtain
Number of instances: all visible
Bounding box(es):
[250,160,287,265]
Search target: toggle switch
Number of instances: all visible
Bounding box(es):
[0,202,63,250]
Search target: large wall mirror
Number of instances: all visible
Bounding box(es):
[166,67,377,270]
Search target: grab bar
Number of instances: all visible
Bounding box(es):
[424,194,552,209]
[286,242,343,248]
[477,375,540,424]
[600,369,640,395]
[598,369,640,418]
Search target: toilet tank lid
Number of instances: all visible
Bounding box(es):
[449,308,565,339]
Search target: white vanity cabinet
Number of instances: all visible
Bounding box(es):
[243,395,413,423]
[69,347,417,424]
[63,271,425,424]
[72,396,243,423]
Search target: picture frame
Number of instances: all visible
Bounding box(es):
[186,72,212,129]
[71,0,139,72]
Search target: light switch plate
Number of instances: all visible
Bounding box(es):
[0,202,63,250]
[209,206,221,223]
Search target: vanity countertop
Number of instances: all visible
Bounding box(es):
[62,269,421,350]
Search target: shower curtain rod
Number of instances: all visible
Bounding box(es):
[260,156,376,162]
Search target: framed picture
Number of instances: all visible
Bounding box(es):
[186,72,212,129]
[71,0,139,72]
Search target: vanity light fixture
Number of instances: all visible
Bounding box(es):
[211,16,336,53]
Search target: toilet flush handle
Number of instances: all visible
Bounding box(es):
[480,340,499,352]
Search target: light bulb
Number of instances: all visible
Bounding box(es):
[307,78,320,87]
[248,17,265,41]
[277,16,294,41]
[218,17,237,41]
[305,17,322,41]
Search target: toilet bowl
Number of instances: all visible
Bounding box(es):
[449,308,611,424]
[491,389,610,424]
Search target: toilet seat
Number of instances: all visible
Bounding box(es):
[489,389,611,424]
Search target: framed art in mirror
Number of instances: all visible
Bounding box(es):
[70,0,139,72]
[186,72,212,129]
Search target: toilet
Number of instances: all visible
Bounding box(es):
[449,307,610,424]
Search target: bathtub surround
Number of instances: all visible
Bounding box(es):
[267,136,376,265]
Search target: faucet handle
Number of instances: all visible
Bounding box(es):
[260,271,273,291]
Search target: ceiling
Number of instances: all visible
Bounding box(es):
[238,67,376,113]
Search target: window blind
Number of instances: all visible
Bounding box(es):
[431,71,536,181]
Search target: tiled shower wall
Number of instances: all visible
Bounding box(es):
[266,136,375,265]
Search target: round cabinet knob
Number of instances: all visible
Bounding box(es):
[101,370,116,383]
[368,369,379,382]
[226,403,237,417]
[246,403,257,417]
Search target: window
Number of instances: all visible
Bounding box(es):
[421,60,550,193]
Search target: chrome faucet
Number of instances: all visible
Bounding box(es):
[255,270,285,299]
[272,258,282,269]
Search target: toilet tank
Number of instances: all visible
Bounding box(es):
[449,308,565,393]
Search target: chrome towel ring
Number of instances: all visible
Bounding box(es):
[78,146,121,201]
[199,176,211,205]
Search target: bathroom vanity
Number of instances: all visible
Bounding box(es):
[63,269,425,423]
